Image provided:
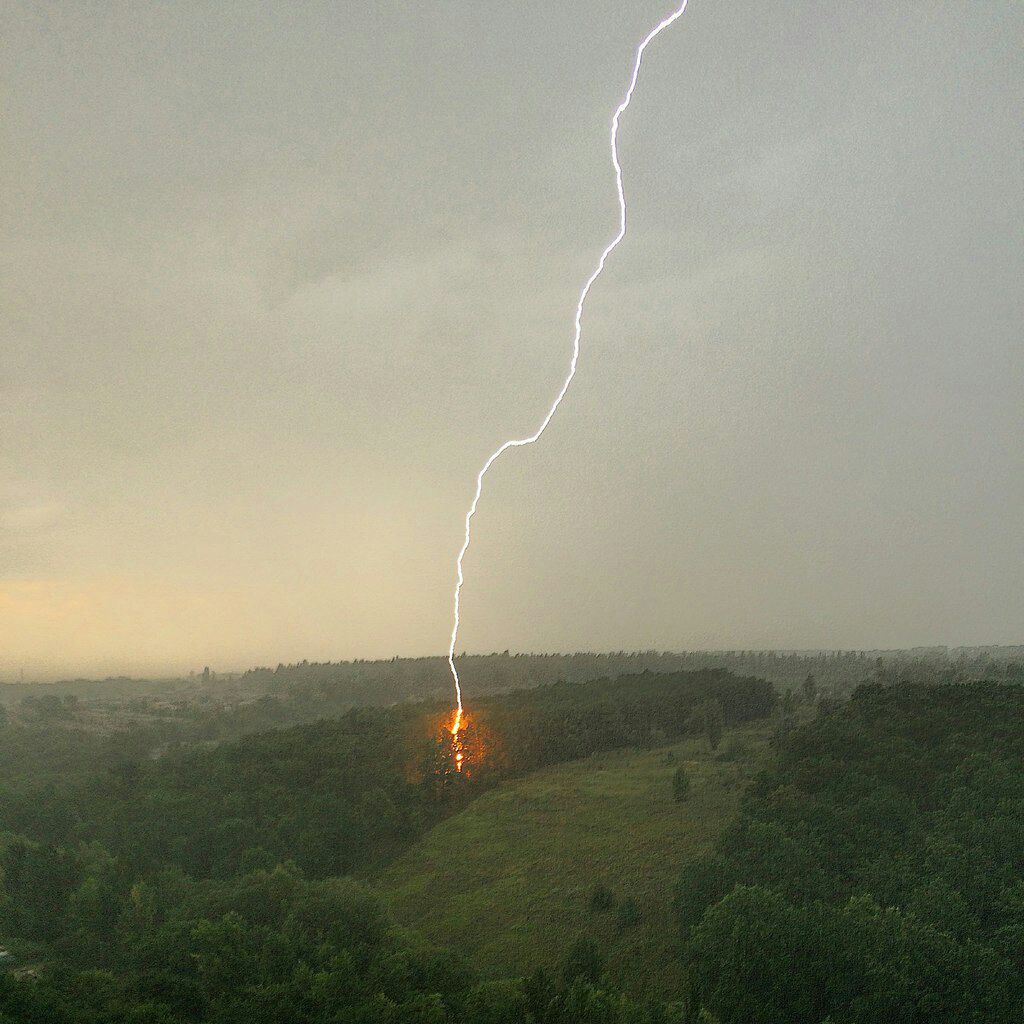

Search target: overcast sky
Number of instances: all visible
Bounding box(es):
[2,1,1021,679]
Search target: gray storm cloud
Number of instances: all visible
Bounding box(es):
[1,1,1021,679]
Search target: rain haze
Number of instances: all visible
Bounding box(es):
[2,1,1021,679]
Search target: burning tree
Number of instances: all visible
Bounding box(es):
[420,714,478,799]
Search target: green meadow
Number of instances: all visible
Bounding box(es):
[376,722,771,998]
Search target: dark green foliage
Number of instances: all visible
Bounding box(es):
[689,885,1016,1023]
[672,767,691,802]
[460,980,531,1024]
[561,938,605,985]
[479,671,772,774]
[104,706,435,880]
[0,669,774,1023]
[589,882,617,912]
[679,683,1024,1022]
[0,865,478,1023]
[2,840,82,945]
[0,671,772,894]
[691,701,724,752]
[0,875,687,1024]
[2,650,1018,751]
[524,966,559,1021]
[614,897,641,932]
[21,668,1024,1020]
[801,673,817,704]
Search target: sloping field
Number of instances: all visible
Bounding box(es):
[376,723,771,997]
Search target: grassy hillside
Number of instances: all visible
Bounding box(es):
[376,721,772,998]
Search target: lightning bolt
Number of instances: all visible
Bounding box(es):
[447,2,688,739]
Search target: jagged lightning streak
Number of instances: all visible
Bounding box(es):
[447,2,688,738]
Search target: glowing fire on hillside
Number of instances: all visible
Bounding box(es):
[449,709,466,771]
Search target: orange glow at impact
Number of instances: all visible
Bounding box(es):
[449,710,466,771]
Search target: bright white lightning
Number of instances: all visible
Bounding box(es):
[447,2,689,736]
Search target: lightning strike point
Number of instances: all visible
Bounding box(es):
[446,3,689,739]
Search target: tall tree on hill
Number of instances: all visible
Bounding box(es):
[673,766,692,802]
[802,673,817,704]
[694,701,724,752]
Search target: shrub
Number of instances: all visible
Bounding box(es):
[615,897,641,932]
[589,882,616,913]
[672,767,692,802]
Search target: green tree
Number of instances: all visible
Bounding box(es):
[561,937,604,985]
[781,688,795,715]
[614,896,641,932]
[672,766,692,802]
[523,966,557,1023]
[802,673,817,704]
[461,980,530,1024]
[693,701,724,752]
[589,882,616,912]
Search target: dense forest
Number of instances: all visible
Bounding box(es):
[2,666,1023,1021]
[0,669,770,1023]
[0,669,771,882]
[4,648,1020,752]
[676,683,1024,1022]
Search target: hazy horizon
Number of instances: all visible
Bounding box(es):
[3,1,1021,680]
[8,643,1024,687]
